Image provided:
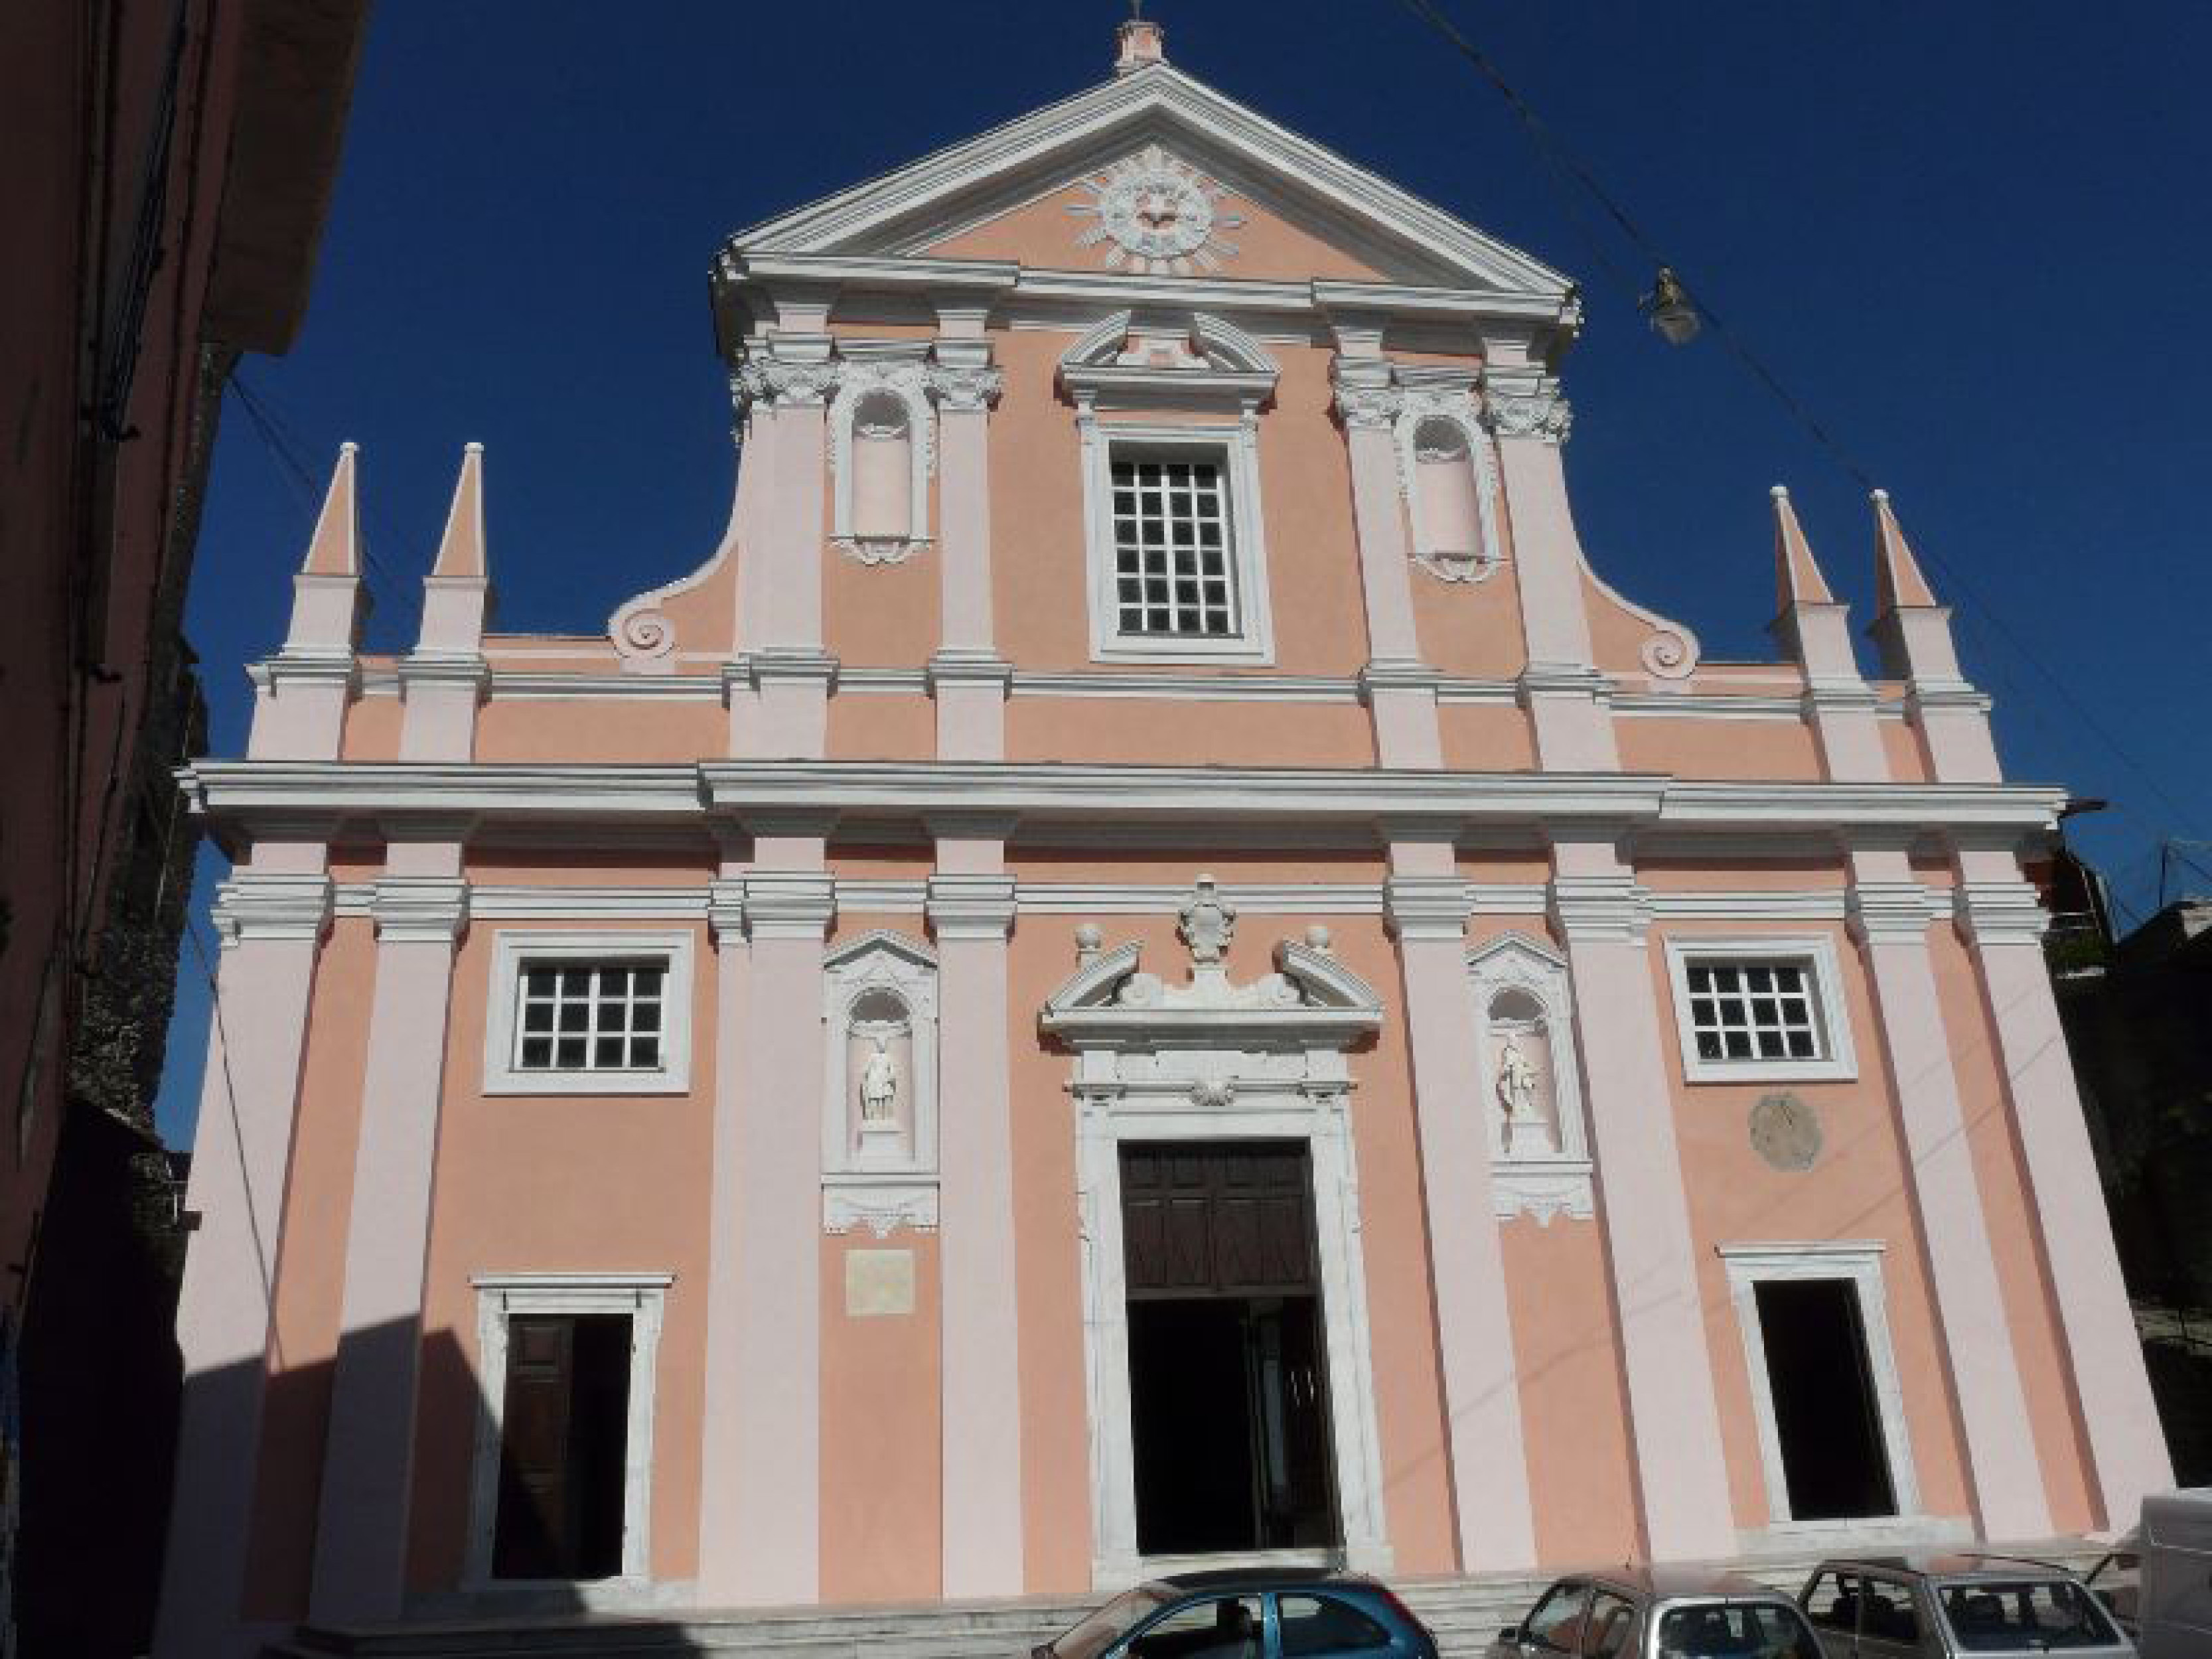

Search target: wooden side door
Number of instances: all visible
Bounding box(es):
[492,1315,577,1579]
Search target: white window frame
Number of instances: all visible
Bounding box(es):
[1662,932,1857,1084]
[465,1271,672,1588]
[1078,417,1274,664]
[483,929,696,1096]
[1718,1242,1923,1537]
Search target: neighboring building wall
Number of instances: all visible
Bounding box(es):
[0,3,365,1654]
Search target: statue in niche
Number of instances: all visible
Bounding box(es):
[859,1039,900,1125]
[1490,1013,1558,1157]
[1178,874,1237,966]
[1496,1033,1539,1126]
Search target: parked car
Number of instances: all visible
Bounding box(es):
[2135,1489,2212,1658]
[1487,1567,1822,1658]
[1797,1553,2133,1656]
[1033,1566,1440,1658]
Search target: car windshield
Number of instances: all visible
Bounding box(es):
[1047,1585,1174,1659]
[1937,1579,2123,1651]
[1658,1601,1822,1658]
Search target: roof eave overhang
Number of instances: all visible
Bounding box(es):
[179,760,2069,857]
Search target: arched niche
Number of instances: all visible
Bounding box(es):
[1394,387,1503,584]
[829,361,934,565]
[1469,932,1593,1224]
[822,930,938,1234]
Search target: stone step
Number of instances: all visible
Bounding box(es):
[273,1542,2106,1659]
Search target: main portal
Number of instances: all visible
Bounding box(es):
[1120,1141,1340,1556]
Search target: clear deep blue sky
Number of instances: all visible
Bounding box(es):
[157,1,2212,1143]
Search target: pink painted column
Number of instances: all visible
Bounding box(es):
[153,849,333,1659]
[1383,855,1538,1572]
[928,849,1025,1594]
[308,846,469,1623]
[1483,366,1619,772]
[927,347,1011,762]
[1846,851,2052,1538]
[1954,855,2174,1526]
[731,340,838,761]
[697,853,830,1603]
[1331,358,1441,769]
[1549,835,1736,1561]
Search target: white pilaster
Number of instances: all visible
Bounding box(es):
[1483,366,1619,772]
[1382,861,1537,1572]
[308,849,469,1624]
[1548,836,1735,1561]
[1953,855,2174,1526]
[927,346,1011,762]
[1332,360,1441,768]
[153,855,333,1659]
[697,859,832,1603]
[731,340,839,760]
[928,859,1025,1595]
[1846,852,2052,1539]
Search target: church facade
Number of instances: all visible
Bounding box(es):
[155,22,2170,1656]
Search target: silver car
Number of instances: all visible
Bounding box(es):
[1487,1567,1823,1658]
[1798,1553,2134,1657]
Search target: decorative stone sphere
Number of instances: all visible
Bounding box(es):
[1305,924,1333,952]
[1074,923,1104,953]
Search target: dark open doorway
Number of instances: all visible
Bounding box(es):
[492,1312,632,1579]
[1122,1141,1339,1556]
[1755,1277,1897,1520]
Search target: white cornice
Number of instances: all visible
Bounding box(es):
[723,64,1572,301]
[179,760,2067,846]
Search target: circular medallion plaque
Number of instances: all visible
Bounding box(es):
[1749,1090,1822,1172]
[1072,145,1244,276]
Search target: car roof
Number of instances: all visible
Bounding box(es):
[1814,1551,2079,1582]
[1149,1566,1380,1595]
[1580,1566,1795,1601]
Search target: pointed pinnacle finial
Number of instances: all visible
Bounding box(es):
[1870,488,1939,610]
[1771,484,1835,609]
[1116,6,1165,73]
[432,443,487,579]
[300,443,360,576]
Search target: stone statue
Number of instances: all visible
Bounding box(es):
[1178,874,1237,965]
[859,1041,900,1124]
[1495,1033,1539,1124]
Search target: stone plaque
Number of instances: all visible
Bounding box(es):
[1749,1091,1822,1172]
[844,1248,916,1318]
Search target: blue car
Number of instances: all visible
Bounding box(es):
[1037,1567,1441,1659]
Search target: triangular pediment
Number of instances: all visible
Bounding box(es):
[728,64,1569,297]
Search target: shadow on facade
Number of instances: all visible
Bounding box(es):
[168,1320,723,1658]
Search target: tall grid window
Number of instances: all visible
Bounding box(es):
[514,959,666,1073]
[1111,455,1236,638]
[1684,958,1823,1063]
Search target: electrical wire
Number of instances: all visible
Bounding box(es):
[1393,0,2207,849]
[228,371,423,638]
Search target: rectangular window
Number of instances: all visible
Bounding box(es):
[1685,958,1821,1063]
[484,930,695,1096]
[1110,455,1236,638]
[1663,935,1856,1083]
[514,959,666,1074]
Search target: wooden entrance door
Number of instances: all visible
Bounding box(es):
[1120,1141,1339,1553]
[1120,1141,1317,1297]
[492,1313,632,1579]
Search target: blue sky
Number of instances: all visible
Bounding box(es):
[157,1,2212,1142]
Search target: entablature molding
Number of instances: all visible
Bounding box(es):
[181,760,2071,859]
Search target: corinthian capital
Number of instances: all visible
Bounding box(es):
[1481,372,1573,444]
[1332,383,1404,430]
[731,356,842,410]
[926,364,1004,412]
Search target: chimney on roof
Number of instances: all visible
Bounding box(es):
[1116,9,1165,74]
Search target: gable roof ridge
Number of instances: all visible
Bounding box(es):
[724,62,1573,297]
